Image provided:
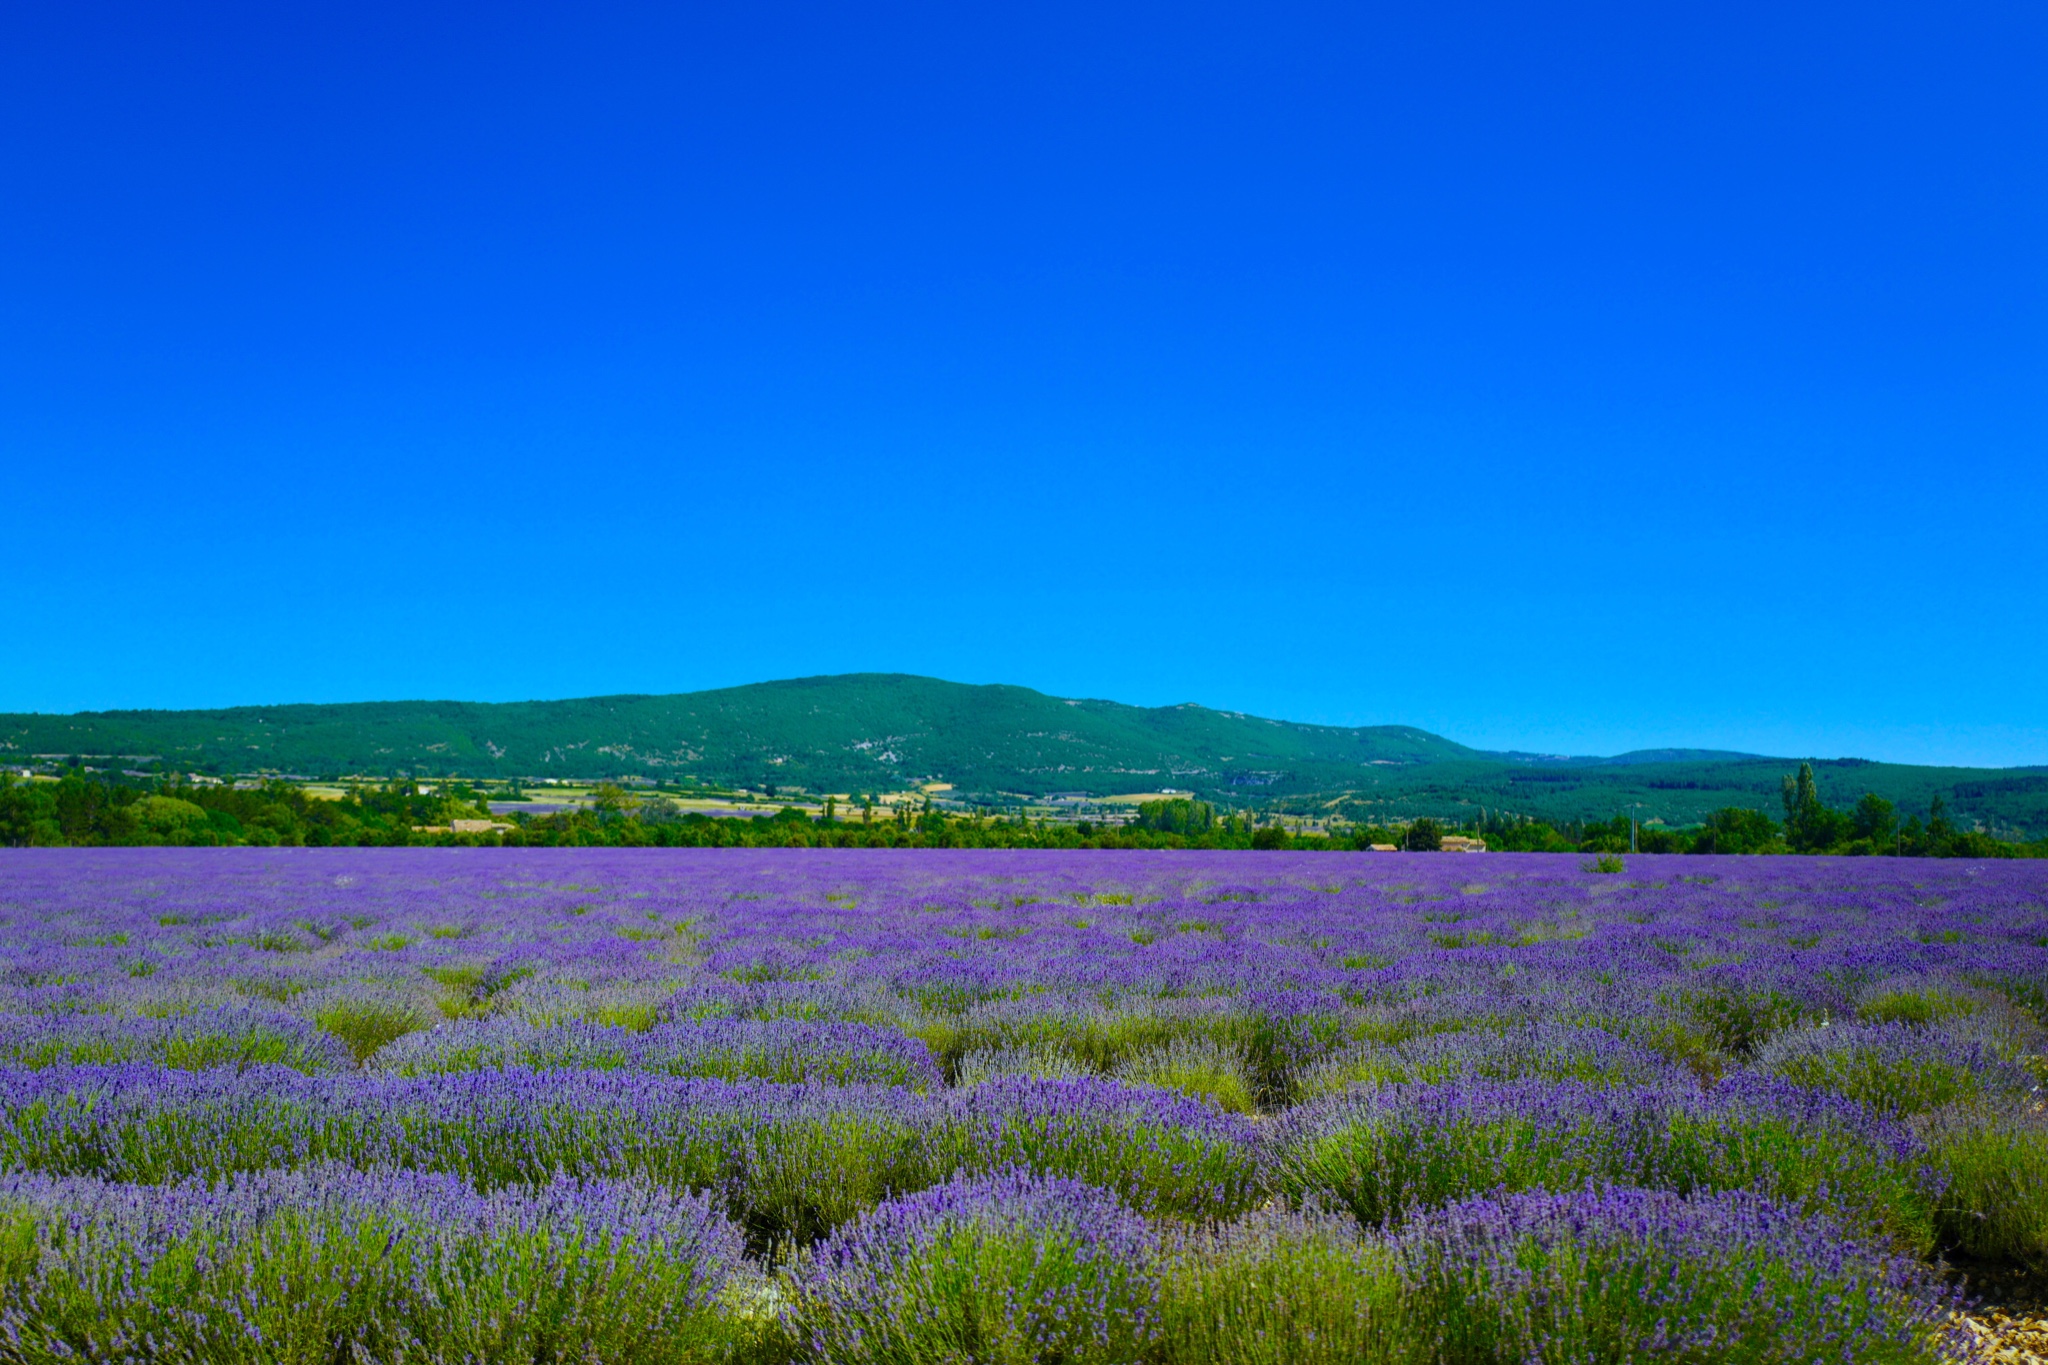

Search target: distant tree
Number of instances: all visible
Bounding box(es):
[634,796,683,826]
[1251,825,1290,850]
[1134,798,1215,837]
[1780,763,1851,851]
[591,784,640,817]
[1481,819,1575,853]
[1404,818,1443,852]
[127,795,212,842]
[1781,764,1817,826]
[1690,807,1781,855]
[1921,793,1962,856]
[52,774,116,842]
[1576,815,1632,855]
[1637,825,1683,854]
[0,774,44,847]
[1850,792,1897,844]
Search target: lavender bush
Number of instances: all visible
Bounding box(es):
[0,1166,759,1363]
[1919,1099,2048,1267]
[1295,1021,1676,1098]
[1155,1205,1403,1364]
[0,1064,937,1243]
[1757,1019,2038,1114]
[1393,1186,1967,1364]
[789,1170,1162,1365]
[1269,1073,1942,1250]
[1,846,2044,1355]
[934,1076,1264,1218]
[1112,1036,1261,1113]
[370,1014,944,1090]
[953,1041,1095,1086]
[0,1002,352,1073]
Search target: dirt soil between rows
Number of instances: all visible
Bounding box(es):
[1956,1262,2048,1363]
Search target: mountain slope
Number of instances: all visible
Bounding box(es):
[1307,755,2048,840]
[0,674,1474,793]
[5,674,2041,836]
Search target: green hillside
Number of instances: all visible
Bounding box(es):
[5,674,2042,836]
[0,674,1470,792]
[1304,756,2048,841]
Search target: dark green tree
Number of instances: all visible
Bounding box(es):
[1782,764,1817,825]
[0,774,46,847]
[1690,807,1781,855]
[1850,792,1897,844]
[1134,798,1215,837]
[1780,763,1850,851]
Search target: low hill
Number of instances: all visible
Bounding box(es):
[0,674,1471,792]
[1301,755,2048,841]
[5,674,2042,836]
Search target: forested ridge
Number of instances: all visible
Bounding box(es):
[6,674,2043,837]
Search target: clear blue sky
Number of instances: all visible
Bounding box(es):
[3,2,2043,766]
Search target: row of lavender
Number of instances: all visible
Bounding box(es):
[2,848,2043,1362]
[5,1167,1963,1363]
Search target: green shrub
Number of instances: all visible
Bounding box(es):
[1114,1038,1259,1114]
[933,1077,1264,1219]
[1295,1025,1671,1099]
[1394,1187,1960,1365]
[1403,820,1442,852]
[0,1170,758,1365]
[1921,1102,2048,1267]
[954,1042,1093,1086]
[1157,1208,1403,1364]
[313,997,428,1063]
[789,1171,1161,1365]
[1270,1078,1940,1254]
[1756,1022,2035,1116]
[1671,984,1807,1056]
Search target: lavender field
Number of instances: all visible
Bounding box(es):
[3,848,2045,1362]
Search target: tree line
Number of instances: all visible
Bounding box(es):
[1465,763,2034,857]
[1,766,2041,856]
[0,772,492,848]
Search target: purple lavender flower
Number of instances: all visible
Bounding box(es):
[1270,1073,1941,1250]
[370,1014,944,1090]
[0,1063,939,1240]
[1757,1019,2039,1114]
[1297,1021,1678,1098]
[2,845,2045,1345]
[791,1169,1162,1364]
[936,1075,1264,1216]
[0,1003,352,1072]
[0,1165,755,1362]
[1394,1185,1969,1363]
